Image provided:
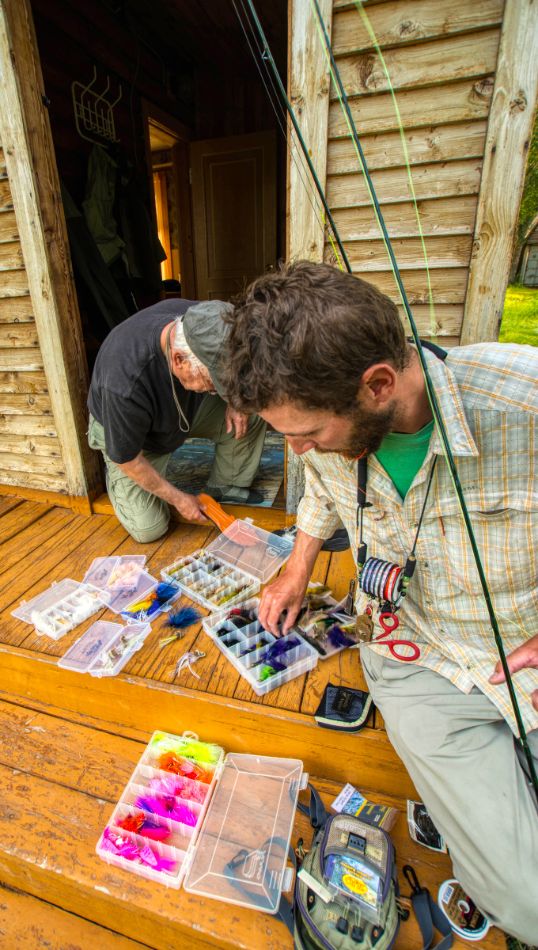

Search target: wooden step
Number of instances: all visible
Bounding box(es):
[0,696,504,950]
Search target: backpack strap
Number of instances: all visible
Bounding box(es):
[296,783,329,830]
[403,866,453,950]
[225,835,297,935]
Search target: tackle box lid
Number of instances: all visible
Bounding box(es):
[183,751,306,913]
[11,578,108,624]
[204,520,294,585]
[58,620,150,675]
[106,570,158,615]
[83,555,147,592]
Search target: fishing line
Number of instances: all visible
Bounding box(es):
[308,0,538,795]
[232,0,345,269]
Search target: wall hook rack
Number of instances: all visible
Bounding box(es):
[71,66,122,146]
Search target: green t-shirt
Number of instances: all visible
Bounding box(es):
[374,420,434,500]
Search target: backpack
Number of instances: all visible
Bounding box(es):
[290,786,453,950]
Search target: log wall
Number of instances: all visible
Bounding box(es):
[324,0,507,345]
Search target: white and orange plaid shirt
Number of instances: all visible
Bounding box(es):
[296,343,538,734]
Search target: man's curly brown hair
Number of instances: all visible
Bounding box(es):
[223,261,408,414]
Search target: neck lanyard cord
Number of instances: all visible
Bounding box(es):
[166,324,190,434]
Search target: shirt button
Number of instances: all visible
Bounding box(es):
[372,511,386,521]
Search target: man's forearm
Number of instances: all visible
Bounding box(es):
[118,453,183,505]
[285,528,324,581]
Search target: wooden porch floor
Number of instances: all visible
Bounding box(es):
[0,495,504,949]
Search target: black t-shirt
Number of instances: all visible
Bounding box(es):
[88,299,205,463]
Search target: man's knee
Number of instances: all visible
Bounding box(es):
[127,518,169,544]
[110,492,170,543]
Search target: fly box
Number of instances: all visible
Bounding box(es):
[202,597,319,695]
[12,578,109,640]
[160,519,293,611]
[96,730,306,914]
[58,619,151,677]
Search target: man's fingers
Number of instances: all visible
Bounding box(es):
[489,642,537,683]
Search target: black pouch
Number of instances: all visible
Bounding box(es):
[314,682,373,732]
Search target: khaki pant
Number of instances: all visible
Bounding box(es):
[88,396,266,543]
[360,647,538,943]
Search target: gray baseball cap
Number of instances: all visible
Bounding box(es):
[182,300,233,400]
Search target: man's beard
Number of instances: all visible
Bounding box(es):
[319,402,397,459]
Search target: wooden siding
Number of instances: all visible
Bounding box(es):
[0,144,67,493]
[323,0,506,342]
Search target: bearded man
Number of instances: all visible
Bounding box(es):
[223,261,538,942]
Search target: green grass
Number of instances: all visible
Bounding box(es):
[499,285,538,346]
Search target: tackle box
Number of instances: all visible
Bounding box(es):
[97,729,306,914]
[202,597,319,695]
[160,519,293,611]
[83,555,147,593]
[12,578,109,640]
[58,620,151,677]
[105,570,159,615]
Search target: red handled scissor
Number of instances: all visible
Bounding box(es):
[373,612,421,662]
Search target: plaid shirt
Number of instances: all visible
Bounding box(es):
[297,343,538,734]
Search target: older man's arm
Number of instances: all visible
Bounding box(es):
[118,453,206,523]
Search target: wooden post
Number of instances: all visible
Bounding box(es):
[0,0,100,500]
[287,0,332,512]
[460,0,538,344]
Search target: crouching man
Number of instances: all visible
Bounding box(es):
[223,261,538,942]
[88,298,266,542]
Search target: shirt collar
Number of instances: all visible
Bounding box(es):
[420,347,478,457]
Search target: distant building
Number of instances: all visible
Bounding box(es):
[519,215,538,287]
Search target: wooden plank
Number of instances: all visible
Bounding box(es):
[0,322,38,347]
[0,451,64,476]
[326,158,482,208]
[461,0,538,343]
[337,235,473,271]
[396,304,464,338]
[0,0,100,498]
[0,499,49,545]
[288,0,333,511]
[332,29,500,97]
[0,269,29,296]
[0,178,13,209]
[0,392,51,413]
[332,195,478,241]
[0,494,21,516]
[0,370,47,392]
[328,76,494,139]
[350,267,469,305]
[0,209,19,242]
[0,433,59,457]
[332,0,504,56]
[0,506,73,574]
[328,121,488,174]
[0,239,24,270]
[0,887,151,950]
[0,414,56,435]
[0,482,93,514]
[0,293,33,321]
[0,468,68,492]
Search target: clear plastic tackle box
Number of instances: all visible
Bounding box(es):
[58,620,151,677]
[96,730,306,915]
[83,555,147,594]
[12,578,109,639]
[160,520,293,611]
[202,597,319,695]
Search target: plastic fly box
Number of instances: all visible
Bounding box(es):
[96,729,306,915]
[58,620,151,677]
[83,555,147,594]
[203,597,319,695]
[12,578,109,640]
[161,519,294,611]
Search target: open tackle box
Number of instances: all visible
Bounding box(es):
[83,555,147,595]
[97,730,306,914]
[202,597,319,695]
[160,519,294,611]
[12,578,109,640]
[58,620,151,677]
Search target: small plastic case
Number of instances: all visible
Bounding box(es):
[96,730,306,915]
[96,730,225,888]
[203,597,319,695]
[12,579,109,640]
[83,555,146,593]
[161,520,293,611]
[106,570,158,615]
[120,581,182,622]
[58,620,150,677]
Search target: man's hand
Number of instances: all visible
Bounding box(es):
[172,490,206,523]
[259,569,310,636]
[225,406,249,440]
[489,633,538,711]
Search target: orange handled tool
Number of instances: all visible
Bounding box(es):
[197,493,259,547]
